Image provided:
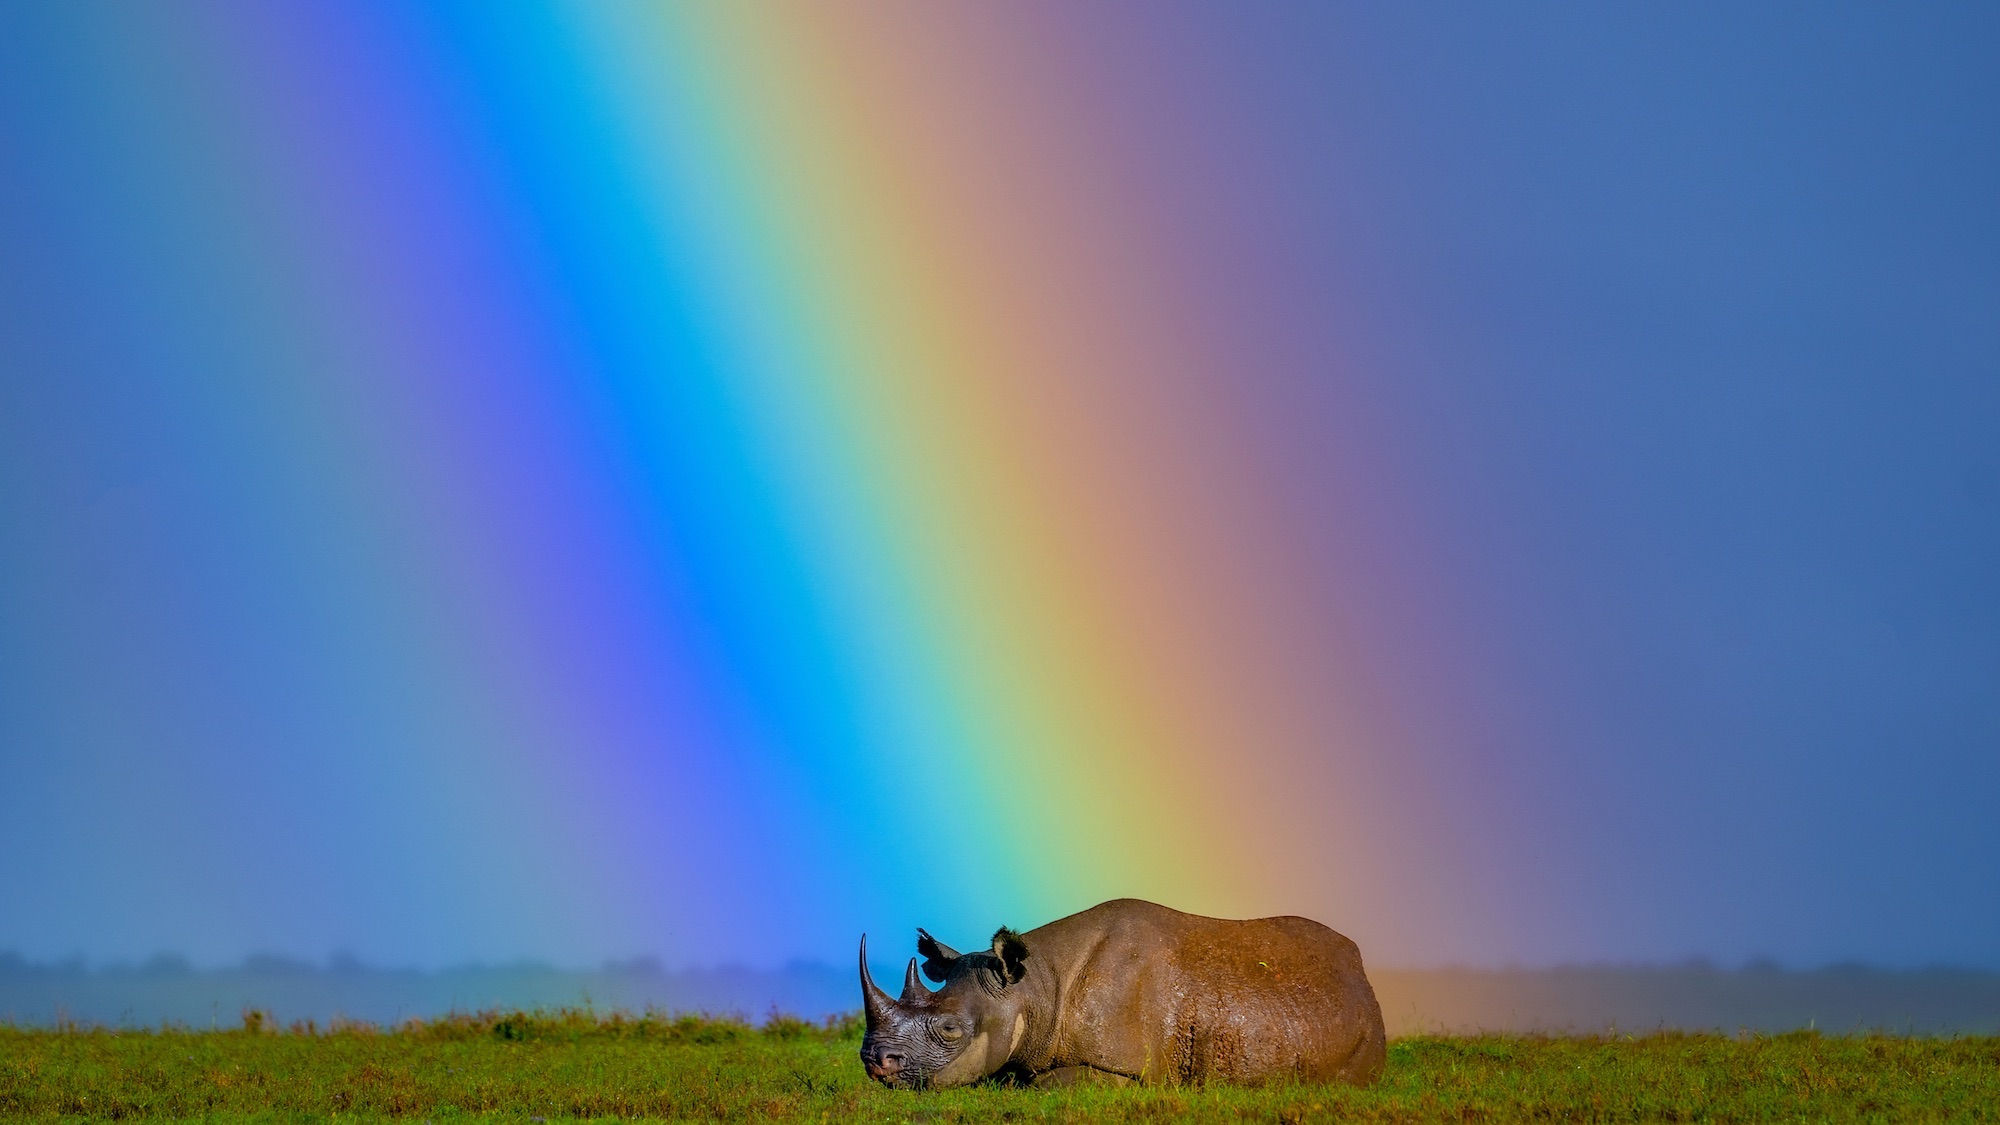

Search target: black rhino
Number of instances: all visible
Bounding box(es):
[859,898,1386,1088]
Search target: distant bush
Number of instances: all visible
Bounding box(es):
[0,1005,865,1042]
[401,1007,861,1043]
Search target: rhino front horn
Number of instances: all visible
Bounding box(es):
[859,935,894,1024]
[901,957,932,1002]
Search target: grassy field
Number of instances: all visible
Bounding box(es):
[3,1010,1996,1123]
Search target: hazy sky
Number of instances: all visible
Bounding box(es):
[1316,4,2000,966]
[1,2,1995,970]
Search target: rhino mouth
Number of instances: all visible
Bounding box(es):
[861,1045,934,1091]
[865,1065,931,1092]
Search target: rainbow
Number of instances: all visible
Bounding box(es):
[0,2,1488,968]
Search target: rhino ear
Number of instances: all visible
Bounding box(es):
[916,927,960,982]
[991,927,1029,986]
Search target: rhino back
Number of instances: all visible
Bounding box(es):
[1029,899,1385,1086]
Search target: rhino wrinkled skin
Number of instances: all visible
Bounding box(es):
[858,898,1386,1089]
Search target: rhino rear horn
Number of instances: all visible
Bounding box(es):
[901,957,932,1002]
[916,927,960,983]
[859,935,894,1025]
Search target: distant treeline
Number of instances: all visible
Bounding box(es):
[3,953,1996,1035]
[1371,964,2000,1036]
[0,953,855,1032]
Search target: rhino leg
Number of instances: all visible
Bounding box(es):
[1032,1066,1135,1088]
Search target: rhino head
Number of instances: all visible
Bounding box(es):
[858,926,1032,1089]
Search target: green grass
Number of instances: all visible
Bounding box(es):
[2,1010,1996,1122]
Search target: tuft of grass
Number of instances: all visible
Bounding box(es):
[0,1010,1994,1122]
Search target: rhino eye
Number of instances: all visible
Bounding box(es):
[935,1020,966,1042]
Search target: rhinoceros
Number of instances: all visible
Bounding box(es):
[858,898,1385,1089]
